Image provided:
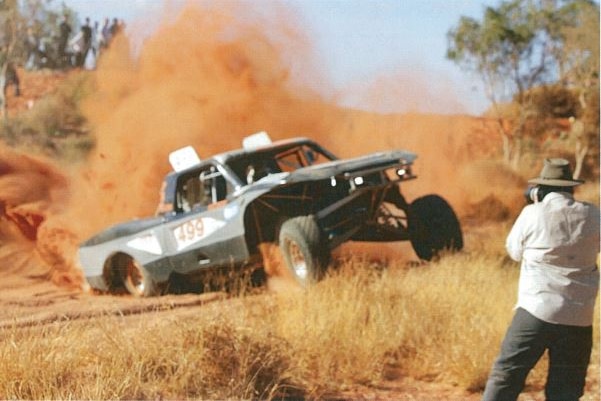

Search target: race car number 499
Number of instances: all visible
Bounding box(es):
[172,217,225,250]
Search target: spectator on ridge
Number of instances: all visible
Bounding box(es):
[57,14,71,68]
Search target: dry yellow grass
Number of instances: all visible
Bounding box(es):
[273,251,518,393]
[0,224,598,399]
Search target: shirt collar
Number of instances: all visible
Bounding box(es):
[543,191,574,203]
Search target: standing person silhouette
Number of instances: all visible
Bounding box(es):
[482,158,600,401]
[79,17,92,67]
[57,14,71,68]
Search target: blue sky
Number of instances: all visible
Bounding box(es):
[62,0,497,115]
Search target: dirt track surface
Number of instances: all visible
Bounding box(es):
[0,276,224,330]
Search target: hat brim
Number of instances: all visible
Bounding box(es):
[528,178,584,186]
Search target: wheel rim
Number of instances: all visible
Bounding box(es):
[285,238,308,282]
[126,259,145,296]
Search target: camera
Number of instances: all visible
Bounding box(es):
[524,185,543,204]
[525,185,560,204]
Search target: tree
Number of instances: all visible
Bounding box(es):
[555,0,599,179]
[446,0,584,169]
[554,1,599,105]
[570,88,599,180]
[0,0,18,119]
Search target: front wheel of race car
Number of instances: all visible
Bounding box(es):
[122,257,164,297]
[408,194,463,261]
[278,215,329,286]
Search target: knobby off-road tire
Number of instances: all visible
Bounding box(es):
[279,215,329,286]
[408,194,463,261]
[122,257,165,297]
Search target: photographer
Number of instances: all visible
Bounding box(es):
[483,158,600,401]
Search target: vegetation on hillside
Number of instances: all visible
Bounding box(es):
[0,0,92,161]
[1,0,77,117]
[0,71,94,162]
[447,0,599,176]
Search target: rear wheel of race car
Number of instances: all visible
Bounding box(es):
[408,194,463,261]
[279,215,329,286]
[122,257,163,297]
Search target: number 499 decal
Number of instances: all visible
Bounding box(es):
[172,217,225,250]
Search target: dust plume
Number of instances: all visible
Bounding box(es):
[329,112,512,212]
[339,69,469,115]
[0,145,82,288]
[64,1,338,240]
[65,1,514,241]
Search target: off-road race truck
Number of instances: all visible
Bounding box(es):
[79,132,463,296]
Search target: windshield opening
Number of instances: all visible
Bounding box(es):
[227,142,335,184]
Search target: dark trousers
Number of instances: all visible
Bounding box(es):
[482,308,592,401]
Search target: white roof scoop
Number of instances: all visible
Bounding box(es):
[243,131,272,150]
[169,146,201,172]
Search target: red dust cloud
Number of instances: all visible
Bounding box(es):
[66,2,342,239]
[0,145,81,288]
[0,1,523,291]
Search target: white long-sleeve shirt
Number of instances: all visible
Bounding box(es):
[506,192,600,327]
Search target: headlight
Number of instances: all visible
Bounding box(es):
[397,166,412,179]
[353,176,364,186]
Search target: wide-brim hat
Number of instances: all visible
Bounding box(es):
[528,158,584,187]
